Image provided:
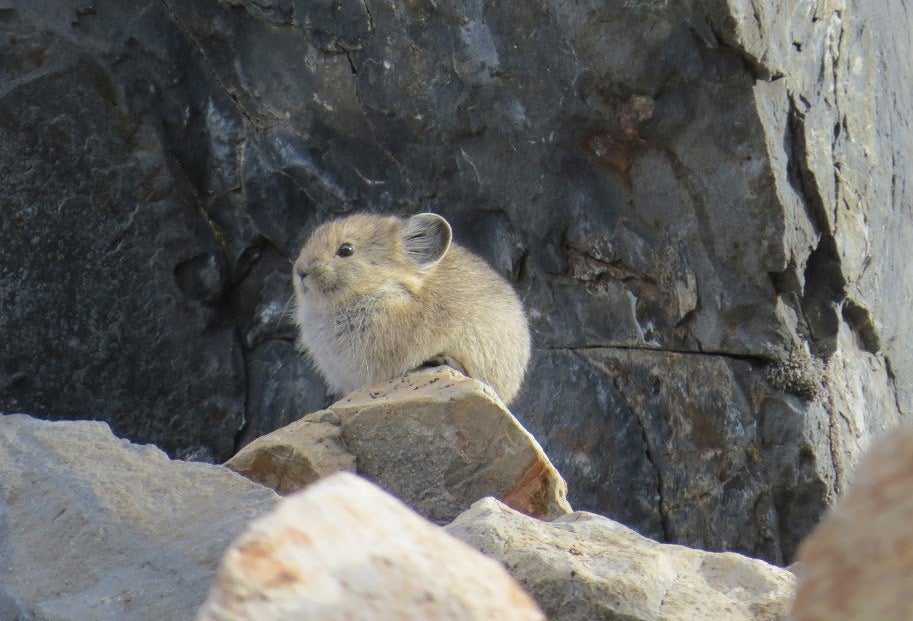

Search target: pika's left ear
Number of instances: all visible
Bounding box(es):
[402,213,452,268]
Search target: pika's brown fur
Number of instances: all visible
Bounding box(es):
[292,213,531,404]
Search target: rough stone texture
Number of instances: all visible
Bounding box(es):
[791,421,913,621]
[196,472,545,621]
[447,497,796,621]
[226,415,355,494]
[2,0,910,562]
[0,413,278,621]
[227,366,571,523]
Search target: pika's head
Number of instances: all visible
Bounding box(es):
[292,212,452,309]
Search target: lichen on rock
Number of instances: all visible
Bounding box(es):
[764,348,827,401]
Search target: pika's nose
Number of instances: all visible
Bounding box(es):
[294,265,310,286]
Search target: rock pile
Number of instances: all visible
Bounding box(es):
[0,369,802,620]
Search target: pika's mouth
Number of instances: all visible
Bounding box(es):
[301,278,338,298]
[296,265,338,298]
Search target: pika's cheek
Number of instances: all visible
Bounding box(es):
[311,266,338,292]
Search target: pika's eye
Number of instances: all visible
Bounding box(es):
[337,242,355,257]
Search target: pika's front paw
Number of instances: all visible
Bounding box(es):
[419,354,467,376]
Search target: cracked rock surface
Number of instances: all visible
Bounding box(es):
[1,0,909,563]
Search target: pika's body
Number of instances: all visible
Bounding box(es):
[292,213,531,404]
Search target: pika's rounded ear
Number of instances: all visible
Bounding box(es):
[402,213,452,268]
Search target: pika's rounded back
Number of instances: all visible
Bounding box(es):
[292,212,531,404]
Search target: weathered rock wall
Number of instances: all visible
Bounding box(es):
[1,0,909,563]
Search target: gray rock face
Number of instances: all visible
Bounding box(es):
[0,2,248,460]
[1,0,909,563]
[0,414,278,621]
[519,347,838,563]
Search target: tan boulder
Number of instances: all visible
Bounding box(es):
[791,421,913,621]
[195,472,546,621]
[446,497,796,621]
[226,366,571,522]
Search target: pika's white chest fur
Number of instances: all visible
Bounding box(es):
[294,301,381,395]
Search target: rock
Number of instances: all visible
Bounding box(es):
[0,414,278,621]
[2,0,910,563]
[226,413,356,494]
[227,366,571,523]
[447,498,796,621]
[514,346,843,564]
[0,1,248,460]
[195,472,545,621]
[791,421,913,620]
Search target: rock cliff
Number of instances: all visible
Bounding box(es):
[1,0,909,563]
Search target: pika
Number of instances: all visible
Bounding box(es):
[292,212,531,404]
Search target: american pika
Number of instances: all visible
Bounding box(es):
[292,212,531,404]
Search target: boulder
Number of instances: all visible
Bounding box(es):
[227,366,571,523]
[791,421,913,620]
[195,472,545,621]
[447,498,796,621]
[0,414,278,621]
